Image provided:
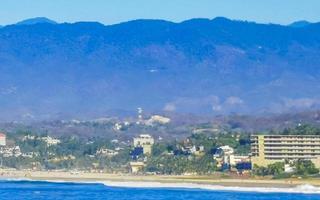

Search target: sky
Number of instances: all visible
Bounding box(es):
[0,0,319,25]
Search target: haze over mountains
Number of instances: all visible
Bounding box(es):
[0,17,320,121]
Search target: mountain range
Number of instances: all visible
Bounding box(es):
[0,17,320,121]
[15,17,57,26]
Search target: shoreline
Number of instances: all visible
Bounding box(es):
[1,170,320,194]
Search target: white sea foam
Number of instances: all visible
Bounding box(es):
[0,177,33,181]
[100,181,320,194]
[2,178,320,194]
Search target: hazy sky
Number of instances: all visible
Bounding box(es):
[0,0,319,25]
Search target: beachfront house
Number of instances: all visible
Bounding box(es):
[129,161,145,173]
[213,145,250,170]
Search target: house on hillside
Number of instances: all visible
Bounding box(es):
[96,148,119,157]
[133,134,154,155]
[41,136,61,146]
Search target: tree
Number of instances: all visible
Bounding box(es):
[282,124,320,135]
[252,162,284,176]
[152,143,167,157]
[294,160,319,175]
[266,162,284,175]
[252,164,268,176]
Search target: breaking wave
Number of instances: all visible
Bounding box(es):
[101,181,320,194]
[1,178,320,194]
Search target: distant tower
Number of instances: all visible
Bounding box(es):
[137,107,143,124]
[138,107,143,120]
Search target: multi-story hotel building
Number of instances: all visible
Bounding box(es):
[251,135,320,168]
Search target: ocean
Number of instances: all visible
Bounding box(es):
[0,180,319,200]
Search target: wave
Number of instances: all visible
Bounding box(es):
[100,181,320,194]
[0,178,98,186]
[1,178,320,194]
[0,177,33,182]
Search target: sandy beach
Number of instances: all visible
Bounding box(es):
[1,169,320,190]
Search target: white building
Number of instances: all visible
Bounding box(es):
[183,145,205,156]
[22,135,35,141]
[215,145,234,156]
[113,123,123,131]
[284,164,295,173]
[130,161,145,173]
[41,136,61,146]
[133,134,154,155]
[96,148,119,157]
[145,115,171,126]
[214,145,250,167]
[0,146,21,157]
[22,152,39,158]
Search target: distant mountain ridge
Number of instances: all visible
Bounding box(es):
[0,17,320,121]
[16,17,57,25]
[289,20,311,28]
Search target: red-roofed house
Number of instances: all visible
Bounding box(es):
[0,133,6,146]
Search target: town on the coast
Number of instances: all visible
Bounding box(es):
[0,109,320,179]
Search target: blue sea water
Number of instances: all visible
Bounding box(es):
[0,180,319,200]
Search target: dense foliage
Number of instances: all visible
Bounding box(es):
[253,160,319,178]
[2,124,320,177]
[282,124,320,135]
